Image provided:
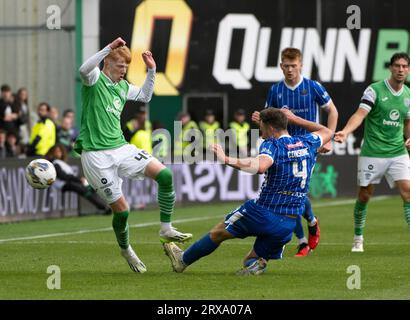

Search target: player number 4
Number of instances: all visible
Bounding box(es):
[292,159,307,188]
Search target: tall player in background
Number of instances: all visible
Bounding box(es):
[252,48,338,256]
[162,108,333,274]
[75,37,192,274]
[335,52,410,252]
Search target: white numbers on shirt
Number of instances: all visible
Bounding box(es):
[292,159,308,188]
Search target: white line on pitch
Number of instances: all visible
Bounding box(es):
[0,195,392,243]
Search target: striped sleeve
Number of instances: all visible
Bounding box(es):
[312,81,332,108]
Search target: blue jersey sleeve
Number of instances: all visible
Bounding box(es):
[312,81,331,108]
[265,85,277,108]
[258,139,276,161]
[302,133,323,152]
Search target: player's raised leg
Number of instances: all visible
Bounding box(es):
[111,196,147,273]
[144,158,193,243]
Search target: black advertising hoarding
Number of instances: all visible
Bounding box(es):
[0,159,394,223]
[100,0,410,149]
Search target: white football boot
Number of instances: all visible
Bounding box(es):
[159,227,193,243]
[351,236,364,252]
[163,242,187,273]
[121,245,147,273]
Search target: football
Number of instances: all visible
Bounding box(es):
[25,159,57,189]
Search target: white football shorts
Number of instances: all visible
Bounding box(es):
[81,144,154,204]
[357,154,410,188]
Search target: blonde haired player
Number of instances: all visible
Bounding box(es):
[75,37,192,273]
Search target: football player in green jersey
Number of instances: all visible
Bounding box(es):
[75,37,192,273]
[335,52,410,252]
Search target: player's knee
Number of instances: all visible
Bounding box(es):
[155,167,173,187]
[358,187,373,203]
[209,227,228,243]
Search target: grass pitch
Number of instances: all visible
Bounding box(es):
[0,196,409,300]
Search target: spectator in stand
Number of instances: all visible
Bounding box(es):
[125,106,152,154]
[27,102,56,156]
[46,144,111,215]
[229,109,250,157]
[50,106,60,126]
[0,128,6,158]
[13,88,31,145]
[0,84,19,134]
[63,109,79,139]
[57,116,76,153]
[199,109,221,151]
[5,131,21,157]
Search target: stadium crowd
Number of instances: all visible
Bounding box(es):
[0,82,252,160]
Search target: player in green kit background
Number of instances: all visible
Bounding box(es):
[335,52,410,252]
[75,37,192,273]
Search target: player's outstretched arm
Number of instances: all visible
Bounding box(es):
[210,144,273,174]
[127,51,156,103]
[334,108,368,143]
[319,101,338,153]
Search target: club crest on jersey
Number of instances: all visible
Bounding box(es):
[389,109,400,121]
[278,93,282,99]
[113,97,122,110]
[404,98,410,107]
[301,89,308,96]
[286,141,304,149]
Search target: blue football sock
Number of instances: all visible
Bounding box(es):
[294,214,305,239]
[182,233,219,266]
[303,197,315,223]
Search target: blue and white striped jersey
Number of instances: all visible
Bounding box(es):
[256,133,322,215]
[265,77,331,136]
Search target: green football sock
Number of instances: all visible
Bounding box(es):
[112,211,129,249]
[155,168,175,223]
[403,202,410,228]
[354,200,368,236]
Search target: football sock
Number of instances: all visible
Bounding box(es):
[403,202,410,228]
[112,211,129,249]
[155,168,175,223]
[354,200,368,236]
[303,197,316,224]
[294,215,305,239]
[182,233,219,265]
[297,237,308,245]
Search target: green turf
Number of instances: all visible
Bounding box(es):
[0,196,409,299]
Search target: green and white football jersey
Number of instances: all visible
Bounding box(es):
[359,79,410,157]
[74,72,130,153]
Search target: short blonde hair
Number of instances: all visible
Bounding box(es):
[106,46,132,64]
[281,47,303,62]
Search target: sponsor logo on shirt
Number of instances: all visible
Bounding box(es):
[286,141,305,149]
[382,109,400,126]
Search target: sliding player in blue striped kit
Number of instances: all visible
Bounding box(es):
[253,48,338,256]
